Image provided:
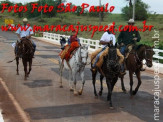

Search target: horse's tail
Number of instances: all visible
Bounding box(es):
[7,58,16,63]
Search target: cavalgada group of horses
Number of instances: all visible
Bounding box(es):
[12,38,154,108]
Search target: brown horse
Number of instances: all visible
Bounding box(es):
[121,44,154,96]
[16,38,34,80]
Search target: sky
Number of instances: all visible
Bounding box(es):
[5,0,163,14]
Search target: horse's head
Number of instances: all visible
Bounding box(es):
[108,43,118,61]
[80,45,89,65]
[144,45,154,67]
[137,44,154,67]
[106,44,120,74]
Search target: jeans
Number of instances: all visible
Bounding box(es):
[120,46,126,72]
[92,46,106,68]
[32,40,36,52]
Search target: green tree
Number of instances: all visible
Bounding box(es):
[122,0,149,20]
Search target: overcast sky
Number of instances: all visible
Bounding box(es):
[7,0,163,14]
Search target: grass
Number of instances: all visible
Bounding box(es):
[0,11,163,49]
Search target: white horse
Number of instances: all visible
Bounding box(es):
[59,45,89,95]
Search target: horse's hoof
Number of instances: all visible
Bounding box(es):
[122,90,127,94]
[99,91,102,96]
[70,88,74,92]
[132,91,137,95]
[60,85,63,88]
[109,106,114,110]
[74,91,78,96]
[78,90,82,95]
[94,95,98,99]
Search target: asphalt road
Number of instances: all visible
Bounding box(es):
[0,30,162,122]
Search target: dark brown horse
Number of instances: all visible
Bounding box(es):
[91,44,121,108]
[15,38,34,80]
[121,44,154,96]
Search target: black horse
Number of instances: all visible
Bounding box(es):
[91,43,120,108]
[15,38,34,80]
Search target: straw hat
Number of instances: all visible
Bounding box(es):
[127,19,135,24]
[23,18,28,22]
[106,23,114,30]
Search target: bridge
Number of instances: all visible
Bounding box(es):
[0,30,162,122]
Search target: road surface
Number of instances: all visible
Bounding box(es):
[0,30,162,122]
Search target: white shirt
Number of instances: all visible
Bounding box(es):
[16,25,34,39]
[100,32,116,48]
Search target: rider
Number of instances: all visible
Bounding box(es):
[64,30,80,61]
[118,19,142,73]
[91,24,124,75]
[15,18,36,57]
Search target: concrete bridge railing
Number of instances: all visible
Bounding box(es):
[42,32,163,60]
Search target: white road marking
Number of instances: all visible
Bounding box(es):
[0,78,30,122]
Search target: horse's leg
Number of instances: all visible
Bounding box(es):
[72,72,78,96]
[27,59,32,77]
[133,70,141,95]
[59,63,64,88]
[78,71,85,95]
[92,70,98,97]
[111,76,118,92]
[106,78,113,109]
[22,59,27,80]
[69,70,73,91]
[99,75,104,96]
[121,76,127,93]
[129,71,134,96]
[16,57,19,75]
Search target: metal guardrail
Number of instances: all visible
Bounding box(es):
[42,32,163,60]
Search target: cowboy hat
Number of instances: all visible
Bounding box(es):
[23,18,28,22]
[106,23,114,30]
[127,19,135,24]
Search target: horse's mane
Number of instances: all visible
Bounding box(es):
[135,44,145,51]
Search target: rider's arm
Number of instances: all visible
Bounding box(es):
[16,27,21,40]
[99,41,110,45]
[26,26,34,39]
[100,32,110,45]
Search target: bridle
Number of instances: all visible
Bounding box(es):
[135,46,153,65]
[144,48,153,63]
[74,47,88,68]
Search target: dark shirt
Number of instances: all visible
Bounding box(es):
[118,29,141,45]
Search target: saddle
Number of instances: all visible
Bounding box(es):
[91,47,109,68]
[59,45,78,60]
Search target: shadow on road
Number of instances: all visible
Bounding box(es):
[25,102,118,120]
[25,90,163,121]
[24,80,53,88]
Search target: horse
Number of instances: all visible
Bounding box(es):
[59,45,89,96]
[91,43,121,108]
[120,44,154,96]
[16,38,34,80]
